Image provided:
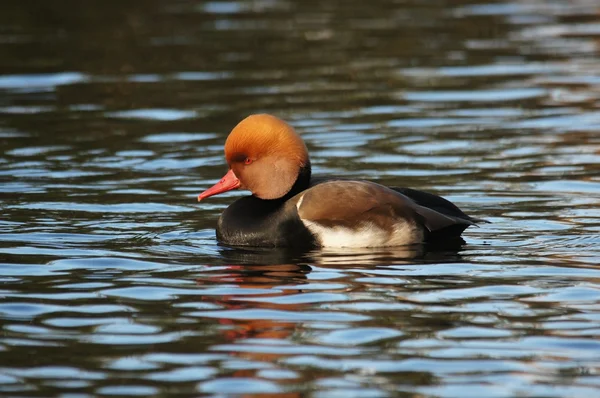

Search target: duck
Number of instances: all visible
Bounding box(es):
[198,114,485,249]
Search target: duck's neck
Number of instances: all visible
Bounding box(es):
[287,160,312,198]
[262,160,311,203]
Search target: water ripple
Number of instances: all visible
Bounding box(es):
[1,0,599,397]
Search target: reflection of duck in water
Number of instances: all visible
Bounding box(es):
[196,261,311,369]
[196,249,457,392]
[199,114,486,249]
[193,265,303,396]
[218,245,424,267]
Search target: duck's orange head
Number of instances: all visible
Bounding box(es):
[198,114,309,201]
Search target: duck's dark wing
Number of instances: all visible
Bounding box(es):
[311,176,487,224]
[392,187,488,224]
[296,181,476,244]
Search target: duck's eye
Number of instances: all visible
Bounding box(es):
[244,157,253,165]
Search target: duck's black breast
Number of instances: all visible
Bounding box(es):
[216,194,317,249]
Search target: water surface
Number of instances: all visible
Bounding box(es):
[1,0,600,396]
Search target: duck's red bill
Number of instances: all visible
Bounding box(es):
[198,169,241,201]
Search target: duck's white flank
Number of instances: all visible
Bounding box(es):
[295,192,424,248]
[300,219,423,248]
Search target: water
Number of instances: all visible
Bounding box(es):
[1,0,600,396]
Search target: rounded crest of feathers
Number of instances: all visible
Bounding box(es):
[224,114,308,166]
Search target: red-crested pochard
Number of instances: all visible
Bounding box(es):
[198,114,485,249]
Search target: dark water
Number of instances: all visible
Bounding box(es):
[1,0,600,396]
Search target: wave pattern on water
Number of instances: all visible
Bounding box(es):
[1,0,600,396]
